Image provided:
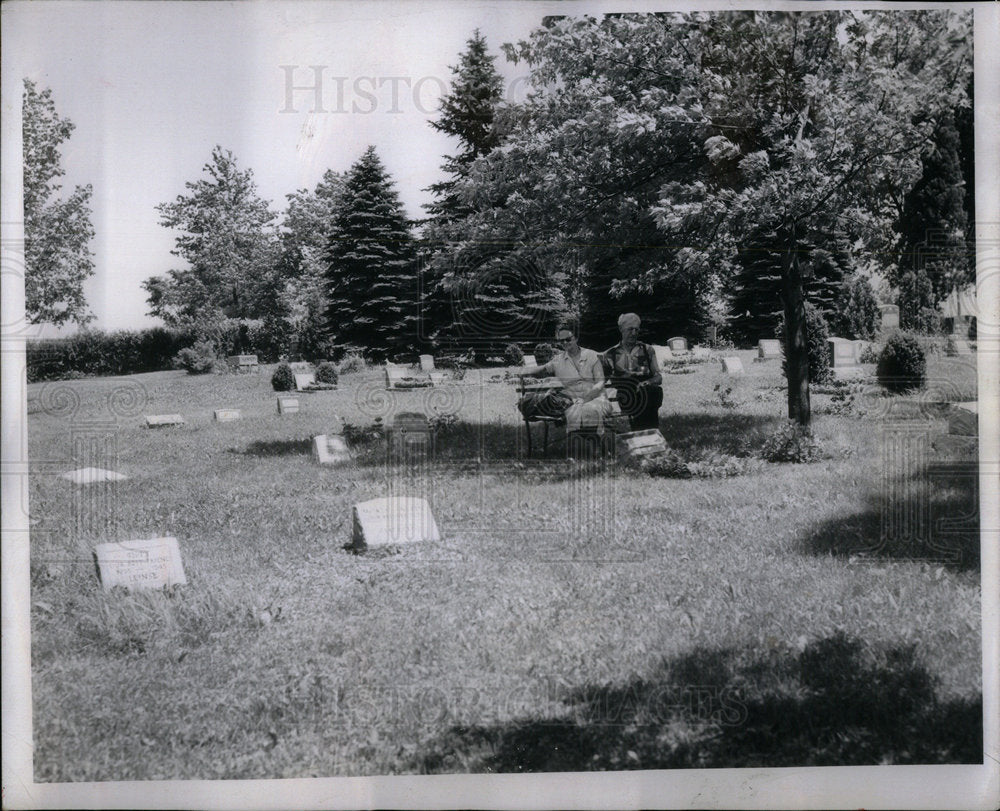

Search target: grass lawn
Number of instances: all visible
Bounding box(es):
[27,350,982,779]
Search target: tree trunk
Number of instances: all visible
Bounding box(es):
[781,229,811,426]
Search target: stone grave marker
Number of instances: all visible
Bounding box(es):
[145,414,184,428]
[214,409,242,422]
[93,536,187,591]
[294,372,316,391]
[651,344,673,368]
[757,339,782,360]
[667,336,688,352]
[949,402,978,436]
[277,396,299,415]
[385,363,432,390]
[828,337,859,368]
[352,497,441,548]
[226,354,259,373]
[419,354,436,372]
[313,434,352,465]
[61,467,129,486]
[878,304,899,331]
[522,354,537,367]
[722,356,744,375]
[616,429,667,463]
[390,412,432,458]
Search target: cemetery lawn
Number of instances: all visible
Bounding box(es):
[27,351,982,780]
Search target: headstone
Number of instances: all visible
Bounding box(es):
[61,467,129,485]
[145,414,184,428]
[385,364,432,390]
[294,372,316,391]
[616,429,667,463]
[352,497,441,548]
[667,336,688,352]
[419,354,435,372]
[390,412,432,457]
[313,434,352,465]
[651,344,673,368]
[214,409,242,422]
[879,304,899,331]
[706,326,718,344]
[948,402,978,437]
[522,354,537,367]
[93,537,187,591]
[757,339,782,360]
[722,356,744,375]
[277,397,299,415]
[226,354,259,373]
[828,337,859,368]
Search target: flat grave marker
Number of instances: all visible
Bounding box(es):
[93,536,187,591]
[277,397,300,415]
[313,434,352,465]
[949,402,978,437]
[145,414,185,428]
[616,429,667,463]
[667,336,688,352]
[722,356,744,375]
[214,409,242,422]
[61,467,129,486]
[294,372,316,391]
[352,497,440,548]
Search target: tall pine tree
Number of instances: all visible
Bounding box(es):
[324,147,417,360]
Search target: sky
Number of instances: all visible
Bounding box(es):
[3,0,631,334]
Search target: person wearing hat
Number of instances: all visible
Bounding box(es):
[603,313,663,431]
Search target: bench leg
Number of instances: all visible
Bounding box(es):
[524,419,533,459]
[543,421,550,458]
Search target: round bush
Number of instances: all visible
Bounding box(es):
[337,352,366,375]
[503,343,524,366]
[174,341,217,375]
[271,362,295,392]
[534,342,556,365]
[315,361,339,385]
[830,274,880,340]
[777,302,832,384]
[877,332,926,393]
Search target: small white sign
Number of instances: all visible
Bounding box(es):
[94,537,186,591]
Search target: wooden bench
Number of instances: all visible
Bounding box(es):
[516,377,627,458]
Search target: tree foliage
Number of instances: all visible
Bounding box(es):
[144,146,279,327]
[22,79,95,326]
[324,147,418,359]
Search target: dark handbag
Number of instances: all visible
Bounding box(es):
[518,389,573,420]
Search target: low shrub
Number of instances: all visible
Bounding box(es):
[534,342,556,365]
[829,274,881,341]
[271,363,295,392]
[503,343,524,366]
[174,341,218,375]
[314,362,339,385]
[635,450,691,478]
[859,343,880,364]
[337,352,366,375]
[877,332,926,393]
[760,421,823,463]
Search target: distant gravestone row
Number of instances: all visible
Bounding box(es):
[226,354,259,374]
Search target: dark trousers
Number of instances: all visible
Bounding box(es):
[613,380,663,431]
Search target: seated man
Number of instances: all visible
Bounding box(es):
[603,312,663,431]
[521,324,612,436]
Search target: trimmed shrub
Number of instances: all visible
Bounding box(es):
[174,341,218,374]
[503,343,524,366]
[337,352,366,375]
[534,342,556,365]
[777,302,832,384]
[829,274,881,340]
[877,332,926,393]
[271,363,295,392]
[315,362,339,385]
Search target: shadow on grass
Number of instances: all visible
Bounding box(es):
[413,633,981,773]
[237,438,314,457]
[802,461,979,571]
[658,412,781,456]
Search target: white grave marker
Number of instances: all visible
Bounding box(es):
[294,372,316,391]
[419,354,436,372]
[214,409,242,422]
[313,434,352,465]
[61,467,129,486]
[758,339,782,360]
[352,497,440,547]
[226,354,259,373]
[722,356,744,375]
[616,429,667,463]
[145,414,184,428]
[522,354,537,367]
[828,337,859,367]
[94,537,187,591]
[667,336,688,352]
[949,402,978,437]
[277,397,300,415]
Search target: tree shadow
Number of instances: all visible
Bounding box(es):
[412,633,981,773]
[235,438,314,457]
[802,461,980,571]
[657,413,782,456]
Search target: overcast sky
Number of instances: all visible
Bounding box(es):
[4,0,635,333]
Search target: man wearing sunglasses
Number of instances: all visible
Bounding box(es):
[521,324,612,438]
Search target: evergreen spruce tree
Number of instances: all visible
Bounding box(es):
[324,147,417,360]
